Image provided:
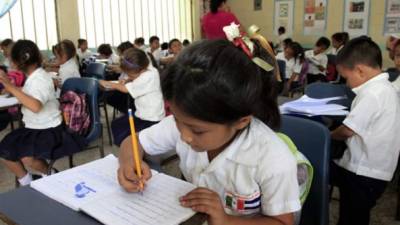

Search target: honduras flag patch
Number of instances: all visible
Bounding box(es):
[224,191,261,214]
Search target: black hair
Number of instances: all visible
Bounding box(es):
[54,39,76,60]
[316,37,331,49]
[331,32,349,46]
[169,39,181,49]
[161,42,169,50]
[120,48,149,73]
[210,0,226,13]
[282,38,293,47]
[287,42,305,64]
[77,39,87,48]
[183,39,190,46]
[117,41,134,55]
[162,39,280,130]
[149,36,160,44]
[0,39,13,47]
[336,36,382,69]
[278,26,286,34]
[11,40,42,73]
[97,44,113,57]
[134,37,145,46]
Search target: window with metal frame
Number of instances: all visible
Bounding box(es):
[77,0,193,48]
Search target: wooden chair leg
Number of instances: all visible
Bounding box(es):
[102,101,113,146]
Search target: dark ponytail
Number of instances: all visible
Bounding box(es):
[210,0,226,14]
[161,39,280,130]
[288,42,305,64]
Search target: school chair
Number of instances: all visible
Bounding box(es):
[280,115,331,225]
[49,77,104,170]
[305,82,355,109]
[386,67,400,82]
[85,62,113,146]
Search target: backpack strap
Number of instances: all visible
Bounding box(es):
[276,132,314,205]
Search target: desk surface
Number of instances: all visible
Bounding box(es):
[0,187,206,225]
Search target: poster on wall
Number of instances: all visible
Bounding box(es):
[384,0,400,35]
[343,0,370,36]
[274,0,294,36]
[303,0,328,35]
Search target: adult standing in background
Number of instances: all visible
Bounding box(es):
[201,0,242,39]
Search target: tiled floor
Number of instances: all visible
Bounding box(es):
[1,104,400,225]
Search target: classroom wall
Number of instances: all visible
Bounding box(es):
[226,0,392,68]
[56,0,80,43]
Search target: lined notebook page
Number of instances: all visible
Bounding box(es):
[31,155,122,211]
[80,173,196,225]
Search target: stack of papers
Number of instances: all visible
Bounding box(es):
[0,94,19,108]
[280,95,349,116]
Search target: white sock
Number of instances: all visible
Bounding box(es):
[18,173,32,186]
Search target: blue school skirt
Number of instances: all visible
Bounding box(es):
[111,114,159,146]
[0,124,86,161]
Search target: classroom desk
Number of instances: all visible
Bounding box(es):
[0,186,206,225]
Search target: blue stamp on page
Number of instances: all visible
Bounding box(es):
[74,182,96,198]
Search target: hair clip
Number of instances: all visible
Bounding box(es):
[122,58,141,70]
[24,53,30,60]
[223,23,275,74]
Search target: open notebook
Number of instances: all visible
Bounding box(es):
[30,155,197,225]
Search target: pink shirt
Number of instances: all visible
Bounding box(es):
[201,11,240,40]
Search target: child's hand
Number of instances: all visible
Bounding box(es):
[0,70,12,87]
[180,188,229,225]
[117,160,152,193]
[99,80,112,90]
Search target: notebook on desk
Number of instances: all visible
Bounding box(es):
[30,155,196,225]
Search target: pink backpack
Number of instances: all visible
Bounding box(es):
[60,91,91,136]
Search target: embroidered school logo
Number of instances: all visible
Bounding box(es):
[74,182,96,198]
[224,191,261,213]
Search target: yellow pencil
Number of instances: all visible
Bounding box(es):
[128,109,143,192]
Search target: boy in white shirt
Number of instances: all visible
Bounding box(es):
[331,36,400,225]
[76,39,92,65]
[146,36,161,66]
[305,37,330,83]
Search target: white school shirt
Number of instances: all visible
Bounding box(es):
[76,48,92,63]
[139,115,301,216]
[329,45,343,56]
[59,58,80,85]
[335,73,400,181]
[305,50,328,76]
[276,52,303,80]
[277,33,289,52]
[124,66,165,121]
[21,68,62,129]
[108,53,120,65]
[146,47,162,65]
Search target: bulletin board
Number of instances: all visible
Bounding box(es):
[343,0,370,36]
[274,0,294,36]
[384,0,400,35]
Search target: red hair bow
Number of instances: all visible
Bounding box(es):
[232,37,253,58]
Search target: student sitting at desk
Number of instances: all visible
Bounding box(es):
[99,48,165,146]
[76,38,92,65]
[53,39,80,88]
[331,37,400,225]
[276,42,305,95]
[118,34,301,224]
[0,39,14,68]
[160,39,182,66]
[0,40,84,186]
[305,37,330,83]
[97,43,120,65]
